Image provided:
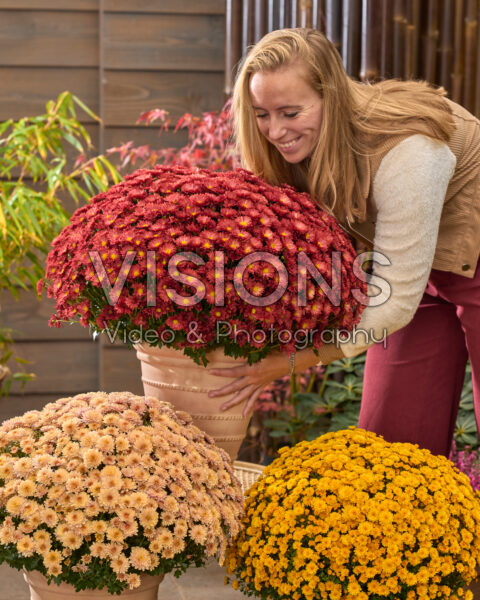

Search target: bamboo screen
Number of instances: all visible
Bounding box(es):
[225,0,480,117]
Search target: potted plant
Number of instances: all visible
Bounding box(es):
[226,427,480,600]
[39,165,367,459]
[0,390,243,598]
[0,91,120,395]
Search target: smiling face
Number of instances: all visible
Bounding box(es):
[249,62,324,164]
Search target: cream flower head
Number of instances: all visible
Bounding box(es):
[0,391,243,594]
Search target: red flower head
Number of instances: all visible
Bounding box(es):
[42,166,367,365]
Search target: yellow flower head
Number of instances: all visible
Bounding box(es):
[226,428,480,600]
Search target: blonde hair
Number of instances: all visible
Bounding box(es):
[233,28,456,222]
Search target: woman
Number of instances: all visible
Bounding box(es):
[208,28,480,456]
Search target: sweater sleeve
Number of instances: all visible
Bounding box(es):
[317,134,456,363]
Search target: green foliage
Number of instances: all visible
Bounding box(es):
[0,328,35,396]
[0,91,121,394]
[1,537,205,595]
[263,355,365,445]
[319,355,365,432]
[454,363,478,448]
[0,91,121,295]
[264,354,477,452]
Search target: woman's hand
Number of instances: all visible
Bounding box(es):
[208,348,321,417]
[207,352,290,417]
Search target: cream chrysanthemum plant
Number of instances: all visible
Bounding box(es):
[0,391,243,594]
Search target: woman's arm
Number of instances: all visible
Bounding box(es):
[209,134,456,414]
[338,133,456,357]
[207,341,345,416]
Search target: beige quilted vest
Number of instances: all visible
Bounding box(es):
[347,98,480,278]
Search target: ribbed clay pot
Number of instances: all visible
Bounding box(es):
[135,343,250,460]
[23,570,164,600]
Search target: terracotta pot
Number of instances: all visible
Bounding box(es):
[135,343,250,460]
[23,570,164,599]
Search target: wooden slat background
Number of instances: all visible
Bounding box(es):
[104,14,224,71]
[0,11,99,67]
[104,1,225,14]
[0,0,225,421]
[0,1,97,11]
[225,0,480,116]
[103,71,224,125]
[0,68,100,120]
[7,341,99,394]
[0,1,224,13]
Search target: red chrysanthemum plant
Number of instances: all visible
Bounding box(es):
[39,166,367,366]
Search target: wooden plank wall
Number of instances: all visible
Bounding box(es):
[225,0,480,117]
[0,0,225,421]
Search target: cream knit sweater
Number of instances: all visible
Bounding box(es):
[339,134,457,358]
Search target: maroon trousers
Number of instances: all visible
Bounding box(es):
[358,262,480,457]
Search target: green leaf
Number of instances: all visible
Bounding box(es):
[268,430,291,438]
[89,160,109,188]
[72,94,102,123]
[459,395,474,412]
[65,178,85,204]
[459,432,479,446]
[13,357,32,365]
[34,127,47,159]
[305,425,329,441]
[329,409,360,431]
[0,352,12,365]
[3,193,23,233]
[80,170,96,195]
[98,155,122,183]
[0,205,6,238]
[294,398,319,421]
[11,372,35,382]
[22,200,44,241]
[324,380,348,390]
[292,392,317,403]
[0,119,13,136]
[0,379,12,396]
[263,417,290,429]
[5,272,29,291]
[455,413,478,435]
[64,132,85,153]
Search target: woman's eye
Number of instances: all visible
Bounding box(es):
[255,113,268,119]
[284,112,298,118]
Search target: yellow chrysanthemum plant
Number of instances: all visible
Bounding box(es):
[0,391,243,594]
[226,428,480,600]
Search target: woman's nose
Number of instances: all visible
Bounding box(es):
[267,117,286,141]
